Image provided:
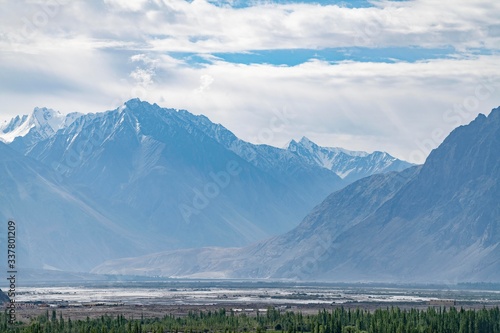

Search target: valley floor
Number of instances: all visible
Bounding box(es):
[8,281,500,321]
[12,301,500,322]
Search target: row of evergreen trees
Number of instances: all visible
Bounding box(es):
[2,306,500,333]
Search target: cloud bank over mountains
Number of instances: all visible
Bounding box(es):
[1,0,499,162]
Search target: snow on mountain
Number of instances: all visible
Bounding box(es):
[0,115,28,139]
[2,101,411,186]
[93,106,500,283]
[286,136,369,158]
[173,110,344,204]
[3,99,344,268]
[286,136,413,182]
[0,107,82,145]
[0,115,33,143]
[171,111,412,188]
[2,99,416,273]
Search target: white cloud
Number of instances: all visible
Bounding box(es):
[1,50,499,162]
[154,56,499,163]
[2,0,499,53]
[195,74,215,93]
[103,0,151,12]
[130,54,158,88]
[1,0,499,163]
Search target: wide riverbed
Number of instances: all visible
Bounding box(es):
[13,281,500,306]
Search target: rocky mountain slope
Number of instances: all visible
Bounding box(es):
[93,106,500,283]
[0,142,146,271]
[0,99,412,272]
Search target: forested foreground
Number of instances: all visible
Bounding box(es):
[2,306,500,333]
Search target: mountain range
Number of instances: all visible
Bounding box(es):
[0,99,412,272]
[92,106,500,283]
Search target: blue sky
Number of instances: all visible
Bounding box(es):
[204,0,375,8]
[174,46,459,66]
[1,0,499,162]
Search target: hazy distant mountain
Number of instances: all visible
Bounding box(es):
[91,167,420,278]
[175,111,412,188]
[0,142,144,271]
[0,107,81,151]
[93,106,500,283]
[2,99,414,272]
[286,137,413,182]
[15,100,328,250]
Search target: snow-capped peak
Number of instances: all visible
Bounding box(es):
[0,107,82,143]
[285,136,412,181]
[286,136,369,158]
[124,98,144,108]
[32,107,65,132]
[298,136,314,146]
[283,139,298,150]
